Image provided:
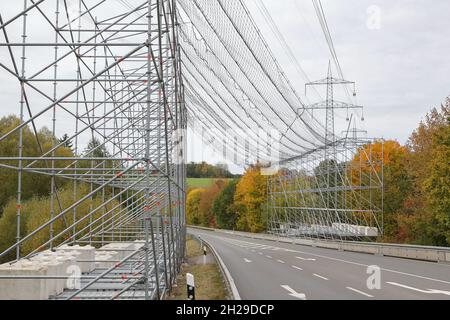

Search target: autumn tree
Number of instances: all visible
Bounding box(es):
[198,180,227,227]
[234,165,268,233]
[422,105,450,245]
[186,189,205,226]
[399,101,450,245]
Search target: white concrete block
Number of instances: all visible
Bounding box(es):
[58,245,96,273]
[30,256,66,296]
[0,262,49,300]
[100,243,134,260]
[94,254,116,269]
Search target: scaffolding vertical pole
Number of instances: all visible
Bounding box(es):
[16,0,29,261]
[49,0,61,251]
[145,0,161,300]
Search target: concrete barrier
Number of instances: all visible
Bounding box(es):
[100,243,134,260]
[0,262,49,300]
[30,256,65,296]
[57,245,96,273]
[94,252,118,269]
[0,242,148,300]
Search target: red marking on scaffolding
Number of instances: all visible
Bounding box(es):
[16,204,22,210]
[144,206,151,212]
[115,263,122,268]
[121,275,128,281]
[116,172,123,178]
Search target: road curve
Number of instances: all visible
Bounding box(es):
[188,228,450,300]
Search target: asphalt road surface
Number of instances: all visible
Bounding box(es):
[188,228,450,300]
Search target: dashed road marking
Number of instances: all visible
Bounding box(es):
[387,282,450,296]
[313,274,329,281]
[346,287,374,298]
[297,256,316,261]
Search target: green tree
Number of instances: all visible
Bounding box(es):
[0,116,74,217]
[84,137,110,158]
[423,114,450,245]
[213,179,238,230]
[59,134,74,150]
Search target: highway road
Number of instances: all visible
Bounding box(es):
[188,228,450,300]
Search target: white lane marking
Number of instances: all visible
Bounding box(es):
[281,285,306,300]
[296,256,316,261]
[387,282,450,296]
[200,233,450,285]
[313,274,329,281]
[258,252,263,255]
[346,287,374,298]
[292,266,303,271]
[277,259,286,264]
[266,255,273,259]
[244,258,252,263]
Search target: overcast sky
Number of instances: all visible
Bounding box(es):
[190,0,450,170]
[0,1,449,172]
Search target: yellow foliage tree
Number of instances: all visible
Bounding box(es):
[234,165,268,233]
[186,188,206,226]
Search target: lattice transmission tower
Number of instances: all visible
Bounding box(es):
[268,64,384,241]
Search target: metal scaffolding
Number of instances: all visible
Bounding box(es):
[0,0,186,300]
[0,0,384,300]
[268,66,384,241]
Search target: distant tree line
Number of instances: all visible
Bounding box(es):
[186,162,238,178]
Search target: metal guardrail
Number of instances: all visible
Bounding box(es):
[188,226,450,264]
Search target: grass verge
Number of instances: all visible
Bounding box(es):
[167,237,228,300]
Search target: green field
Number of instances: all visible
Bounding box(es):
[187,178,234,189]
[187,178,215,188]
